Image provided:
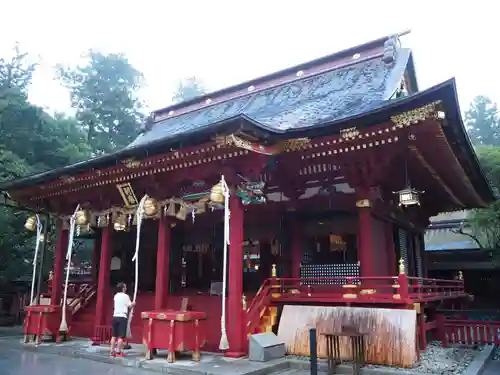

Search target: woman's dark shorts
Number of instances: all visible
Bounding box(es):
[112,316,128,338]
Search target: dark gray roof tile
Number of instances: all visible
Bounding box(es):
[128,49,411,148]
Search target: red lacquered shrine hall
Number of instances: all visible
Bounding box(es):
[1,34,494,363]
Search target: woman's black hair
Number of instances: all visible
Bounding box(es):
[115,282,126,293]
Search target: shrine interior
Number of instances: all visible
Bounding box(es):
[102,203,423,297]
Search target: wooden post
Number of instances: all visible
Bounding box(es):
[50,222,68,306]
[309,328,318,375]
[417,313,427,351]
[436,313,447,347]
[226,194,245,357]
[290,221,302,280]
[91,233,101,284]
[357,199,374,280]
[385,221,397,275]
[93,222,113,344]
[155,213,171,310]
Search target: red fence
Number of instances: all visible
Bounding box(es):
[442,319,500,346]
[259,275,465,304]
[45,280,91,298]
[92,325,112,345]
[245,275,467,338]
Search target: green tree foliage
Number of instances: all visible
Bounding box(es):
[0,43,37,92]
[465,95,500,146]
[0,46,91,283]
[458,96,500,251]
[464,146,500,250]
[172,76,207,103]
[57,51,145,155]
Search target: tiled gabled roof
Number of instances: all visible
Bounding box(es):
[129,49,411,148]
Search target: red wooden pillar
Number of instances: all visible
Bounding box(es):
[417,313,427,351]
[290,221,302,279]
[93,222,113,342]
[50,222,68,306]
[357,200,374,279]
[226,194,245,357]
[155,213,171,310]
[91,234,100,284]
[385,221,397,275]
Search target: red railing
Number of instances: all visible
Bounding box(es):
[246,279,273,334]
[406,277,465,302]
[67,284,97,316]
[244,275,466,337]
[267,275,465,303]
[442,319,500,346]
[46,280,91,298]
[93,325,112,345]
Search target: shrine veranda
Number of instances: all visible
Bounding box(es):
[0,34,494,365]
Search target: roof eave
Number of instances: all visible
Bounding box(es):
[3,78,493,204]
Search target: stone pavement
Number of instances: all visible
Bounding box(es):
[1,335,399,374]
[0,336,295,375]
[1,346,154,375]
[3,333,483,375]
[481,360,500,375]
[0,326,23,337]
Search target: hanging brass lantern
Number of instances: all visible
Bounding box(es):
[176,204,188,221]
[75,209,90,226]
[210,181,225,204]
[143,197,158,217]
[395,187,423,207]
[113,214,127,231]
[165,202,176,217]
[193,200,206,214]
[24,216,37,231]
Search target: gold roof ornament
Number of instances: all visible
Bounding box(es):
[271,263,277,278]
[24,216,37,232]
[143,197,158,217]
[390,101,441,128]
[210,180,225,205]
[340,127,360,141]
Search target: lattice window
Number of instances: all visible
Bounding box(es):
[398,228,409,274]
[414,234,423,278]
[300,263,360,285]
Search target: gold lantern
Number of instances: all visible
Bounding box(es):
[176,204,188,221]
[165,202,176,217]
[143,197,158,217]
[113,214,127,231]
[24,216,37,231]
[193,200,206,214]
[210,181,225,204]
[75,209,90,226]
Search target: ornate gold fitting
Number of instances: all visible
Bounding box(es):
[271,264,277,278]
[355,199,371,208]
[390,101,442,128]
[340,127,360,141]
[398,258,406,275]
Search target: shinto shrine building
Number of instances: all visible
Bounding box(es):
[0,33,494,367]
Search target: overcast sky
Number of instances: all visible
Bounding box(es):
[1,1,498,115]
